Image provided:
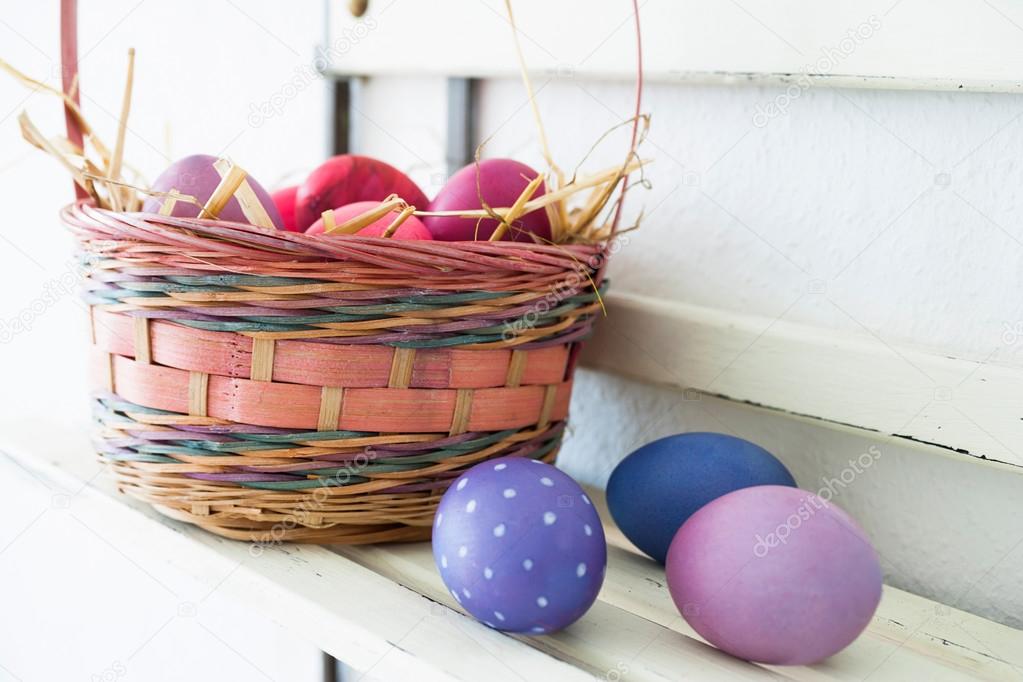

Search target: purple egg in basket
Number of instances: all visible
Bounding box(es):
[432,457,607,634]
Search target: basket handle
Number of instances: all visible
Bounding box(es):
[606,0,643,245]
[566,0,642,378]
[60,0,87,200]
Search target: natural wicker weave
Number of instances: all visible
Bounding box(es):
[66,202,607,543]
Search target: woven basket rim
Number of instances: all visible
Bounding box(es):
[61,200,608,268]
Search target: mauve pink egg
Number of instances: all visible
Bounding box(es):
[665,485,882,665]
[305,201,432,240]
[141,154,283,229]
[423,159,551,242]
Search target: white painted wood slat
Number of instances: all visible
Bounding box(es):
[327,0,1023,93]
[1,420,1019,680]
[580,292,1023,469]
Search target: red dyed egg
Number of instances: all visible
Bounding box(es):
[270,185,300,232]
[295,155,429,231]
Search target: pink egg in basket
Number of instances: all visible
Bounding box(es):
[305,201,433,240]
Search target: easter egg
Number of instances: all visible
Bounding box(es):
[432,457,606,634]
[305,201,433,240]
[423,158,551,242]
[666,485,882,665]
[607,433,796,563]
[271,185,300,231]
[295,155,429,231]
[142,154,284,229]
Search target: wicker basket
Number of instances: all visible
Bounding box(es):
[29,0,644,545]
[66,202,606,543]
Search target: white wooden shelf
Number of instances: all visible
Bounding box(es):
[1,418,1019,681]
[580,292,1023,469]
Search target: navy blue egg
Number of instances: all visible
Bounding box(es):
[606,432,796,563]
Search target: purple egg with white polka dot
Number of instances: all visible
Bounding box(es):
[432,457,607,634]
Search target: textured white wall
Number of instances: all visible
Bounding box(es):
[477,78,1023,364]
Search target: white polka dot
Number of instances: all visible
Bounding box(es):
[458,545,468,558]
[435,512,443,527]
[494,463,507,471]
[465,499,477,513]
[493,523,506,537]
[531,626,545,633]
[456,478,468,491]
[543,512,557,525]
[536,596,548,607]
[529,460,542,464]
[452,589,461,603]
[440,555,448,568]
[494,611,505,621]
[584,524,593,536]
[483,567,493,580]
[576,563,587,577]
[522,558,533,570]
[581,493,592,505]
[540,477,554,487]
[503,488,517,499]
[483,621,495,628]
[462,588,471,599]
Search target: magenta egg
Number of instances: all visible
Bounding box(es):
[432,457,606,634]
[423,158,551,242]
[665,485,882,665]
[142,154,283,229]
